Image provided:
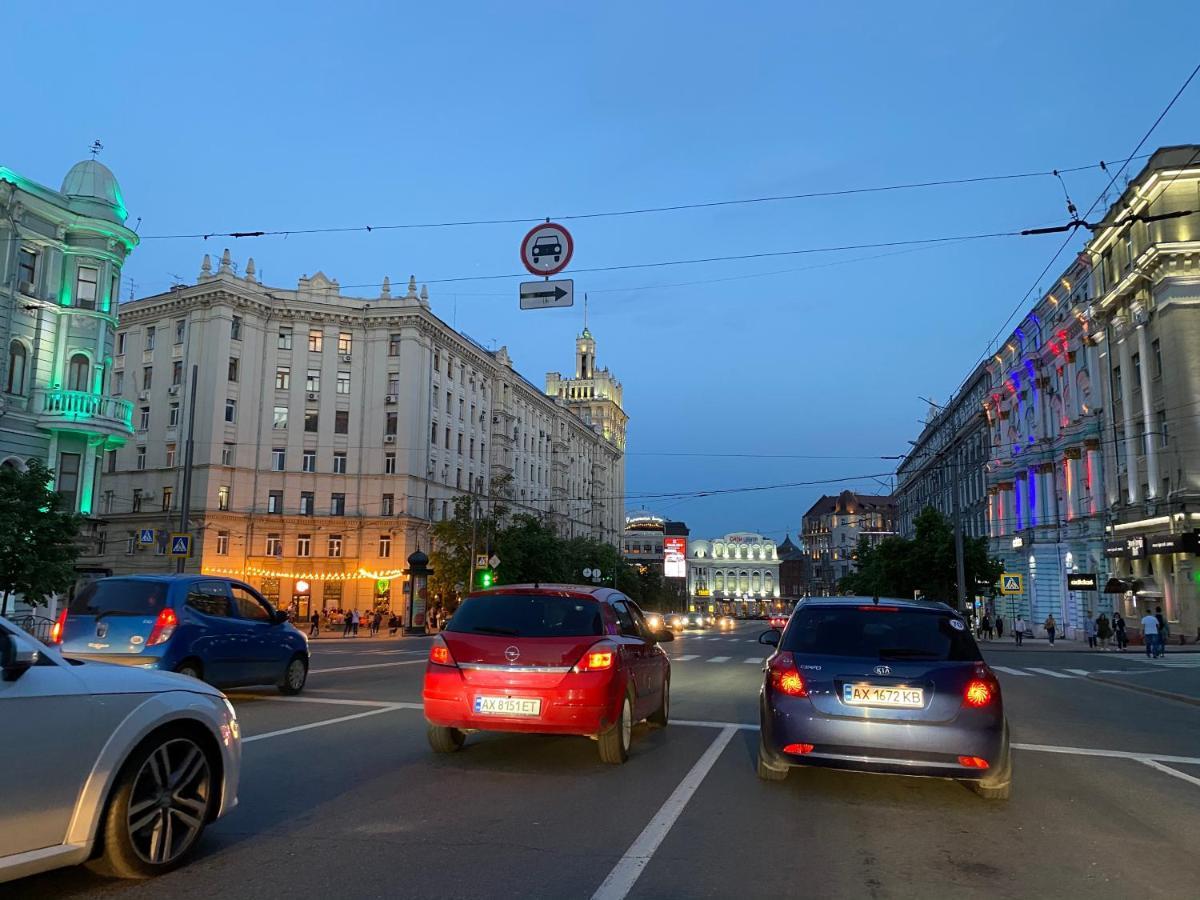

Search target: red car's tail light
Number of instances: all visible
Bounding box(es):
[429,636,456,667]
[958,755,989,769]
[573,644,617,672]
[50,609,67,644]
[783,742,814,755]
[768,652,808,697]
[146,608,178,647]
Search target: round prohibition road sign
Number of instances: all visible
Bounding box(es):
[520,222,574,276]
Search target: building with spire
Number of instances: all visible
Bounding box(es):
[94,255,625,616]
[545,325,628,450]
[0,155,138,561]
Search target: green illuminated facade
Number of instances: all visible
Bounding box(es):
[0,159,138,526]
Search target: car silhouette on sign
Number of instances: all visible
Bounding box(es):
[531,235,562,263]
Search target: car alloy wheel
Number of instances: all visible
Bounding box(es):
[286,659,306,690]
[126,738,212,866]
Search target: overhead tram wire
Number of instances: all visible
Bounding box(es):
[131,156,1146,243]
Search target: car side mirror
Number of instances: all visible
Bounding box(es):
[1,633,40,681]
[653,628,674,643]
[758,630,780,647]
[272,610,290,624]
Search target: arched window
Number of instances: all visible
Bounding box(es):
[714,571,724,591]
[739,571,749,593]
[7,341,27,395]
[67,353,90,392]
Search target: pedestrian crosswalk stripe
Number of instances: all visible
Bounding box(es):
[991,665,1034,676]
[675,655,699,661]
[743,657,764,664]
[708,656,731,663]
[1027,667,1075,679]
[1140,655,1200,667]
[1065,668,1091,676]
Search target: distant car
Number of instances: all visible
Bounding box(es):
[55,575,310,694]
[768,613,789,629]
[422,585,673,764]
[717,615,736,629]
[756,597,1011,800]
[666,613,686,630]
[531,235,563,263]
[0,615,240,882]
[683,613,708,629]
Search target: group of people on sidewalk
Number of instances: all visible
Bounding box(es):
[978,607,1170,653]
[304,607,402,638]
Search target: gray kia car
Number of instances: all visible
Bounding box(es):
[756,597,1011,799]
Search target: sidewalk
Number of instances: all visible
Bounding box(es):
[304,630,432,641]
[978,637,1200,653]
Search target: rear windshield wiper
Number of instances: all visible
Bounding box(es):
[878,648,942,660]
[468,625,520,636]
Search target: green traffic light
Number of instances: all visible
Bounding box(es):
[480,570,493,588]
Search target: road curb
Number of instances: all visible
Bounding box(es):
[1085,673,1200,707]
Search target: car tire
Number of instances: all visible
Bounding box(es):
[756,737,789,781]
[648,679,669,728]
[175,660,203,681]
[598,691,633,764]
[427,725,466,753]
[970,745,1013,801]
[88,729,215,878]
[276,655,308,695]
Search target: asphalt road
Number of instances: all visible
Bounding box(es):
[11,622,1200,900]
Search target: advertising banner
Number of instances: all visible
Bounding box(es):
[663,535,687,578]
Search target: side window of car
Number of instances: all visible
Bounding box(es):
[610,601,640,638]
[626,601,651,637]
[187,581,232,617]
[230,585,272,622]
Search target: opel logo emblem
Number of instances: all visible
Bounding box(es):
[96,622,108,639]
[505,645,520,663]
[874,665,891,676]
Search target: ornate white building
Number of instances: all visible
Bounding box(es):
[686,531,781,615]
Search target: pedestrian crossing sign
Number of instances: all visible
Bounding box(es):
[168,533,193,558]
[138,528,156,545]
[1000,573,1023,595]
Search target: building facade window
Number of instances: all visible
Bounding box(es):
[75,266,98,309]
[139,407,150,430]
[231,317,242,340]
[225,399,237,423]
[333,452,347,474]
[145,326,156,350]
[381,493,394,516]
[304,410,319,432]
[167,402,178,428]
[68,354,90,392]
[116,332,126,355]
[222,443,235,465]
[17,247,37,289]
[131,489,143,512]
[334,410,349,434]
[387,373,400,395]
[165,443,176,467]
[273,406,288,429]
[141,365,152,391]
[302,450,316,472]
[136,447,146,470]
[300,491,314,515]
[330,493,346,516]
[275,366,290,390]
[379,534,391,558]
[271,448,286,471]
[6,341,27,394]
[265,534,282,556]
[296,535,311,557]
[55,452,81,509]
[337,332,352,354]
[1152,339,1162,378]
[217,485,230,510]
[172,361,183,386]
[306,370,321,392]
[309,329,323,352]
[228,357,239,382]
[336,371,351,394]
[384,452,396,474]
[215,531,230,555]
[278,327,293,351]
[161,487,173,511]
[328,534,343,557]
[388,333,401,356]
[174,319,185,344]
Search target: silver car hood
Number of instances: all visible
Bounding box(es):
[68,659,226,698]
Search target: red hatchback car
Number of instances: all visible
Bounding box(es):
[422,585,673,763]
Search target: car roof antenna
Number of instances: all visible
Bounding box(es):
[873,595,879,605]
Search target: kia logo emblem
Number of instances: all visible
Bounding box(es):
[505,645,520,663]
[874,665,891,676]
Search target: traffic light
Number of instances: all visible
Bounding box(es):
[478,568,493,588]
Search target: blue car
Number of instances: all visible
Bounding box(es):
[55,575,310,694]
[756,597,1011,799]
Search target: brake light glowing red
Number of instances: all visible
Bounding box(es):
[768,653,808,697]
[964,680,993,707]
[50,609,67,644]
[783,743,814,755]
[857,605,899,612]
[576,648,615,672]
[958,755,989,769]
[146,608,178,647]
[429,637,456,667]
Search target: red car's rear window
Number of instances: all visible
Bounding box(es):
[447,594,603,638]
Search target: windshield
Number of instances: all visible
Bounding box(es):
[69,580,169,617]
[446,594,603,638]
[781,606,981,662]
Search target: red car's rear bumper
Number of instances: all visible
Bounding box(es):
[422,663,625,736]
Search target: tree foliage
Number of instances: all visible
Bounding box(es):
[838,507,1002,608]
[0,459,84,614]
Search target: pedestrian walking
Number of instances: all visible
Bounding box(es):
[309,610,320,638]
[343,609,354,637]
[1096,613,1112,650]
[1113,611,1128,651]
[1014,616,1026,646]
[980,614,993,641]
[372,610,383,636]
[389,613,399,636]
[1140,609,1160,658]
[1083,615,1097,649]
[1044,614,1057,645]
[995,617,1005,639]
[1156,606,1169,657]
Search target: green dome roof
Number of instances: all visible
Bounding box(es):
[60,160,127,223]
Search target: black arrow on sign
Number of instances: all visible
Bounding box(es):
[521,285,568,302]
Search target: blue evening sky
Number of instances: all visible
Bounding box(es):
[9,1,1200,540]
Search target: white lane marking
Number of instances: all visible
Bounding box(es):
[230,695,416,709]
[744,657,765,664]
[244,706,409,743]
[674,654,699,661]
[1065,668,1091,676]
[1139,759,1200,788]
[673,719,757,730]
[1011,742,1200,766]
[591,726,738,900]
[311,660,426,674]
[707,656,731,663]
[991,665,1034,676]
[1026,667,1074,679]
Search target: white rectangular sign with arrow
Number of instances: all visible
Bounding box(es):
[520,279,573,310]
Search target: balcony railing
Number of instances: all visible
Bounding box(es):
[35,389,134,436]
